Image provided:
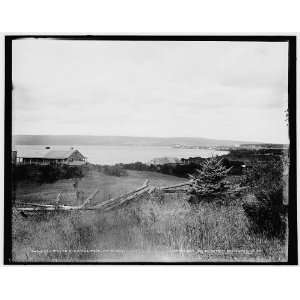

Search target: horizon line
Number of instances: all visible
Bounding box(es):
[12,134,289,144]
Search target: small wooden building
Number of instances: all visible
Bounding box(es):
[16,147,87,166]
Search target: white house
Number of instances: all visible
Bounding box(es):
[16,147,87,166]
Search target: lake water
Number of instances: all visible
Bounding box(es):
[14,145,228,165]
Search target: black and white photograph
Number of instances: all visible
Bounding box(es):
[4,35,297,264]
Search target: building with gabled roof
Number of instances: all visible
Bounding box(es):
[16,147,87,166]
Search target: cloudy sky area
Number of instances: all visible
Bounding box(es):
[12,39,288,143]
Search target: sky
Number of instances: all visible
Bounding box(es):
[12,39,289,143]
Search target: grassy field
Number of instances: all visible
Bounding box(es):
[15,170,184,206]
[12,169,287,262]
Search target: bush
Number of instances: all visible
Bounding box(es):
[100,165,128,177]
[242,159,283,192]
[12,164,84,184]
[243,188,287,239]
[120,162,156,172]
[121,161,205,178]
[159,163,200,178]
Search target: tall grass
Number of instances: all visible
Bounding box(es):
[12,190,286,262]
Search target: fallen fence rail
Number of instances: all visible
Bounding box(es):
[15,180,150,213]
[160,181,191,190]
[14,179,246,214]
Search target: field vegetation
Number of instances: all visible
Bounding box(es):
[12,152,288,262]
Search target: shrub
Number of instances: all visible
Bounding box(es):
[121,162,155,171]
[243,158,283,192]
[243,188,286,238]
[12,164,84,184]
[100,165,128,177]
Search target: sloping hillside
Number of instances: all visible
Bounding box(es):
[15,170,185,206]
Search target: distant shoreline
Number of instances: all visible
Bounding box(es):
[12,134,266,147]
[13,145,229,165]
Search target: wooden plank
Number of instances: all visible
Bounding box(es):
[160,182,191,190]
[15,201,56,208]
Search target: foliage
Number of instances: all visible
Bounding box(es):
[120,161,205,178]
[120,162,157,172]
[242,158,283,192]
[225,148,287,161]
[12,164,84,184]
[159,162,201,178]
[240,156,287,239]
[12,167,287,262]
[221,158,244,175]
[99,165,128,177]
[243,188,287,238]
[12,190,286,262]
[188,157,232,198]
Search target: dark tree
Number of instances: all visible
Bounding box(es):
[188,157,232,198]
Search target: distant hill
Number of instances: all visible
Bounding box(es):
[12,135,254,147]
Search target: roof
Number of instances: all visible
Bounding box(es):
[17,148,81,160]
[17,149,49,159]
[44,150,74,159]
